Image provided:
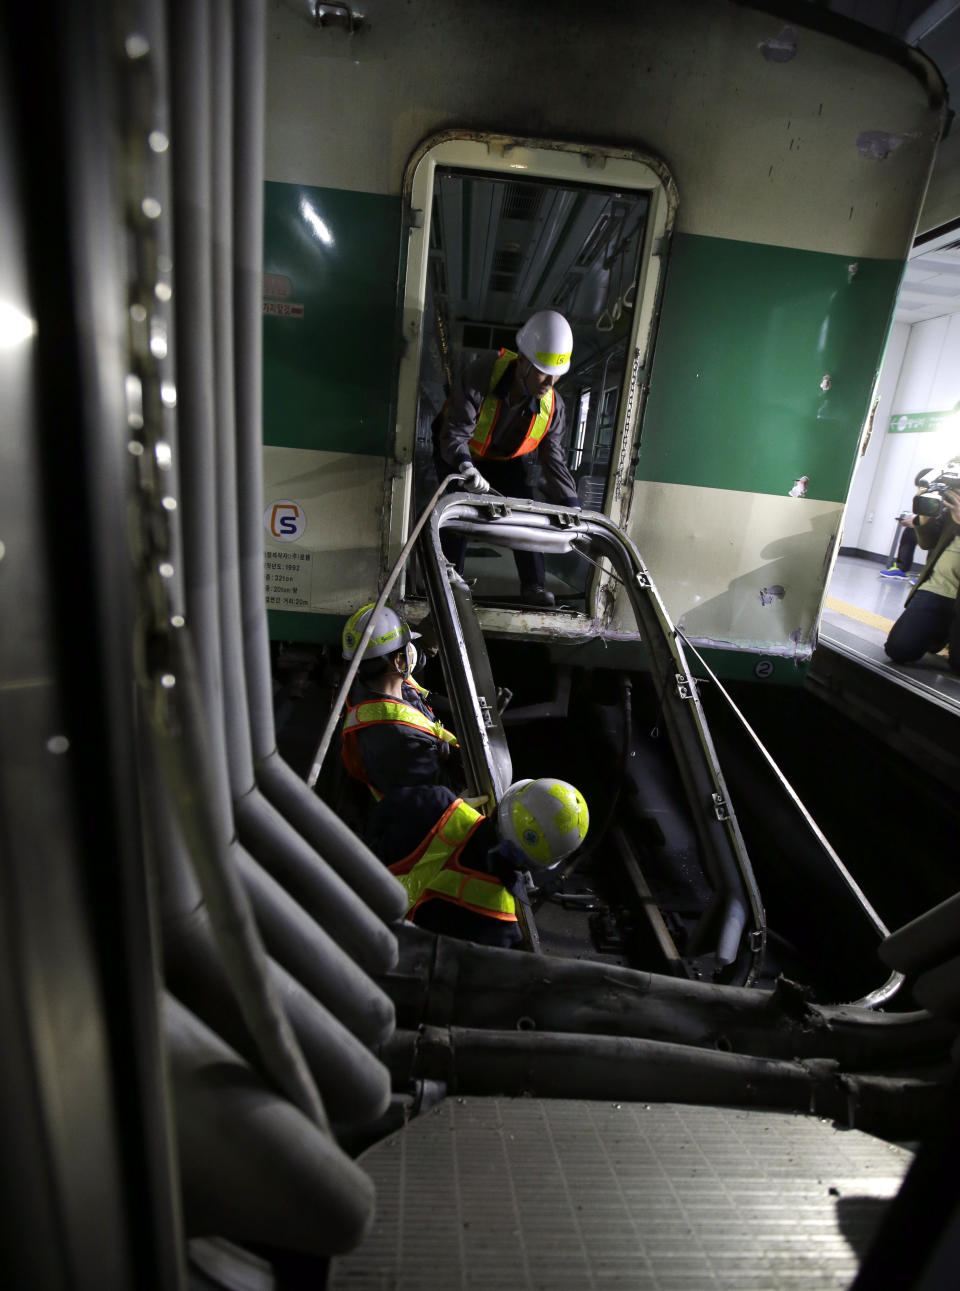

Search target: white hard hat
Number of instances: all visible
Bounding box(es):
[497,777,589,868]
[342,602,419,661]
[516,310,573,376]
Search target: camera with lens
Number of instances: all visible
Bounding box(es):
[912,460,960,519]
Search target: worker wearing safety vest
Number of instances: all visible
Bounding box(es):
[340,602,460,799]
[434,310,580,610]
[365,778,589,949]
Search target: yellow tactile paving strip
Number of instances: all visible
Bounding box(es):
[823,597,893,634]
[824,596,949,659]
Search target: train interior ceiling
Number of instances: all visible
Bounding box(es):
[4,1,960,1290]
[413,167,650,540]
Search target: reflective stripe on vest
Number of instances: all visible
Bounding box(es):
[340,697,457,797]
[389,798,518,923]
[468,349,555,460]
[342,698,457,745]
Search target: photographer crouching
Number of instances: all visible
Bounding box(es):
[884,466,960,673]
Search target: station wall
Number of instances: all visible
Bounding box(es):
[843,312,960,560]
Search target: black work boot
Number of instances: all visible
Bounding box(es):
[520,584,555,609]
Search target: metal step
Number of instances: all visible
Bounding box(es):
[330,1096,911,1290]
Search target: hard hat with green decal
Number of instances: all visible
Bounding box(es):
[515,310,573,377]
[341,602,419,661]
[497,777,589,868]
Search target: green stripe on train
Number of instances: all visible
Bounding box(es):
[638,234,902,502]
[263,181,402,455]
[268,609,344,645]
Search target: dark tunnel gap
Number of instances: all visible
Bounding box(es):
[272,635,955,1002]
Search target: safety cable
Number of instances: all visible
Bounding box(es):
[570,540,627,588]
[306,472,474,788]
[674,630,892,944]
[675,631,905,1009]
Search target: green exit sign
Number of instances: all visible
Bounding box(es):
[888,410,957,434]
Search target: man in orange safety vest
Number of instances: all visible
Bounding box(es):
[434,310,580,610]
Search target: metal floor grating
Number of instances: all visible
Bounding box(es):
[330,1098,913,1290]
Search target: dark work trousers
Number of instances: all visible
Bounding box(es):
[894,525,918,570]
[436,451,546,588]
[884,589,955,663]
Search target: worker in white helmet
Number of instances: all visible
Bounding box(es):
[434,309,580,609]
[340,601,460,799]
[365,776,589,948]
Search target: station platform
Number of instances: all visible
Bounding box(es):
[821,554,960,715]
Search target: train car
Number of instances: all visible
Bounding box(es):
[261,0,946,685]
[3,1,960,1289]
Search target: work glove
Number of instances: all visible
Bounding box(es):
[459,464,490,494]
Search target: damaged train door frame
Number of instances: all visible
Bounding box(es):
[388,130,677,606]
[416,493,767,985]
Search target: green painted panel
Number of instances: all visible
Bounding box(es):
[268,609,343,644]
[690,648,806,687]
[545,638,805,685]
[262,182,402,455]
[638,234,903,503]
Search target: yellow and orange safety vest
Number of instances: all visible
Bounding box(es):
[341,683,458,799]
[467,349,555,460]
[389,797,518,923]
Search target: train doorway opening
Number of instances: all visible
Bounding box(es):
[392,132,676,614]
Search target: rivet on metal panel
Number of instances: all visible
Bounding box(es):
[820,374,832,391]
